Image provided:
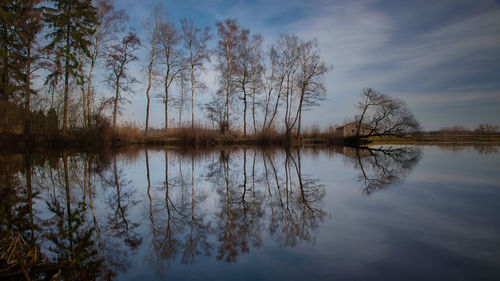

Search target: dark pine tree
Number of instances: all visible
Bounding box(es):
[45,0,97,135]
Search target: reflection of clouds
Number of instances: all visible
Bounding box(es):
[380,194,500,270]
[4,146,500,279]
[415,173,500,187]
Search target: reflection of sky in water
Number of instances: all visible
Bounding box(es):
[104,146,499,280]
[5,146,500,280]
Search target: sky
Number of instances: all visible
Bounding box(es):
[107,0,500,131]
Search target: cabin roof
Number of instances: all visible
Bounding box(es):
[337,121,372,130]
[337,121,360,129]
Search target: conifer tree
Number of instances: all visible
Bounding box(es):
[45,0,97,135]
[0,1,24,133]
[16,0,44,139]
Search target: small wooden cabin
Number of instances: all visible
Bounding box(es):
[336,122,371,137]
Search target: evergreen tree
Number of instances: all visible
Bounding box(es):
[45,0,97,135]
[15,0,44,139]
[0,1,24,133]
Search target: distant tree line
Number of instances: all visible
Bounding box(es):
[0,0,333,143]
[430,124,500,136]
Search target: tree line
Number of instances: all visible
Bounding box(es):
[0,0,332,143]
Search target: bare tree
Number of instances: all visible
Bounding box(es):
[234,33,263,136]
[106,31,141,130]
[143,8,162,136]
[261,35,299,136]
[474,123,499,135]
[85,0,127,128]
[216,19,248,134]
[261,46,283,134]
[355,88,420,137]
[249,35,264,135]
[281,35,300,139]
[180,19,211,130]
[295,39,330,138]
[158,16,183,131]
[175,69,189,126]
[203,94,226,131]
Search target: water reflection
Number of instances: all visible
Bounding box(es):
[0,145,424,280]
[473,145,498,155]
[341,146,422,195]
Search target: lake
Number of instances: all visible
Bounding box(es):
[1,145,499,280]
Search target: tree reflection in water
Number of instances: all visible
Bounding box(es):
[0,146,426,279]
[341,146,422,195]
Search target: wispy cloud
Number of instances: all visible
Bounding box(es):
[115,0,500,129]
[407,91,500,105]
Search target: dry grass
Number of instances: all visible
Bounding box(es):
[367,135,500,144]
[113,123,143,144]
[143,124,346,147]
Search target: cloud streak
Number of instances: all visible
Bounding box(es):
[114,0,500,130]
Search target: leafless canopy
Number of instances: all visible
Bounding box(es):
[106,31,141,129]
[355,88,420,137]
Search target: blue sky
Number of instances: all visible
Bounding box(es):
[109,0,500,130]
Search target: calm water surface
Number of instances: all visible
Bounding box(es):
[1,145,499,280]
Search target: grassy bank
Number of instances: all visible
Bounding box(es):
[3,126,500,151]
[366,135,500,144]
[0,126,345,150]
[144,127,345,147]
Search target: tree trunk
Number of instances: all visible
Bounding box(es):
[113,78,120,130]
[24,47,31,140]
[297,109,302,140]
[252,85,256,135]
[224,51,231,133]
[79,57,86,127]
[356,98,369,137]
[87,55,97,128]
[145,52,154,136]
[243,88,247,137]
[145,88,150,136]
[63,23,70,136]
[178,92,183,127]
[190,64,195,130]
[264,76,284,134]
[296,87,305,139]
[164,80,169,131]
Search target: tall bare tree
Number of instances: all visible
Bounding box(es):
[159,16,184,131]
[249,35,263,135]
[85,0,126,128]
[280,35,300,139]
[261,36,296,135]
[295,39,330,138]
[216,19,248,134]
[143,8,161,136]
[180,19,211,130]
[105,31,141,130]
[234,33,262,136]
[175,69,189,126]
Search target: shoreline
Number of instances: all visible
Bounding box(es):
[1,134,499,152]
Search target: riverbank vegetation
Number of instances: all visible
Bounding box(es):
[1,0,334,148]
[1,1,498,149]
